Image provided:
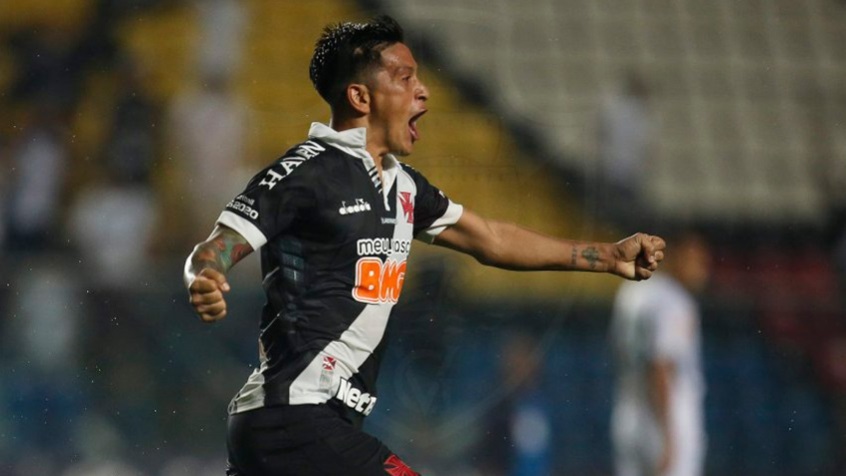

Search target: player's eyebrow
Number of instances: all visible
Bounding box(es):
[393,65,415,77]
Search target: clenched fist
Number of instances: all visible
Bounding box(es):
[611,233,666,281]
[188,268,231,322]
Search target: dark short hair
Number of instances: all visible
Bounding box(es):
[309,15,405,107]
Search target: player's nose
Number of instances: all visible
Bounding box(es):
[416,82,429,103]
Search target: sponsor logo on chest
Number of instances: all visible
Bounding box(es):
[348,185,415,304]
[352,238,411,304]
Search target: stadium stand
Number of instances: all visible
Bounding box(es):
[376,0,846,227]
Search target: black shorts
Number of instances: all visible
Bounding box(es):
[226,404,420,476]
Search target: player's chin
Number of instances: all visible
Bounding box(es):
[407,135,420,152]
[392,140,414,157]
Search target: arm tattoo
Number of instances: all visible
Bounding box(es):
[571,246,578,267]
[581,246,600,270]
[214,232,253,271]
[191,230,252,275]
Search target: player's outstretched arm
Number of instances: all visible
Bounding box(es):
[433,209,665,280]
[184,225,254,323]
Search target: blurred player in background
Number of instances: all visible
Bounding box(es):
[610,231,711,476]
[184,15,666,476]
[476,333,553,476]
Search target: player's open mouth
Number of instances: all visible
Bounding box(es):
[409,110,426,142]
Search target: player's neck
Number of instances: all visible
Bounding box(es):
[365,135,388,173]
[330,116,387,174]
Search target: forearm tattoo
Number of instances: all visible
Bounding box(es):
[581,246,600,270]
[571,246,578,267]
[192,231,251,274]
[215,233,252,271]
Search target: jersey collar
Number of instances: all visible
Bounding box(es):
[308,122,400,209]
[307,122,400,171]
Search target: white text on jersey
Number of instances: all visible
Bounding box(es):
[335,378,377,416]
[339,198,371,216]
[259,141,325,190]
[226,198,259,219]
[356,238,411,256]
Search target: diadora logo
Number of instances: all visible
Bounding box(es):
[335,378,377,416]
[399,192,414,223]
[339,198,371,215]
[353,257,406,304]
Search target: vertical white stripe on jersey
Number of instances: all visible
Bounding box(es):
[287,303,395,405]
[287,170,417,407]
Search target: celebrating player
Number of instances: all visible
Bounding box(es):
[184,15,665,476]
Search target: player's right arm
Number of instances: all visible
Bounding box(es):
[184,225,254,323]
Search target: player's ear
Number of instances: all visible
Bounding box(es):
[346,83,371,115]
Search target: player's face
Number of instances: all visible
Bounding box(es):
[678,238,711,292]
[367,43,429,157]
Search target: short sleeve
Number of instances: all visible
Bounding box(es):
[216,157,314,250]
[652,302,696,361]
[403,165,463,243]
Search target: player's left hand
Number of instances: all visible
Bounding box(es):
[610,232,666,281]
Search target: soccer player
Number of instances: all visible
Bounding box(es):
[609,231,710,476]
[184,15,666,476]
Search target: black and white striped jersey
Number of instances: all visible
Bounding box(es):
[216,123,463,426]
